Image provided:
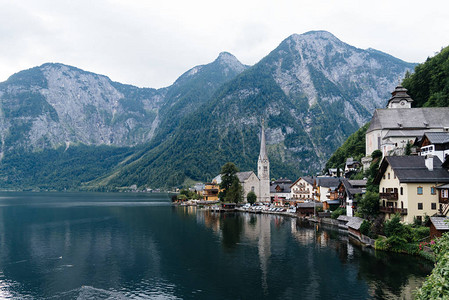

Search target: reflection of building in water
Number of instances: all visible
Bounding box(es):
[290,218,316,246]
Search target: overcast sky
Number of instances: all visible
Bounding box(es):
[1,0,448,88]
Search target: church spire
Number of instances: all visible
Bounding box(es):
[259,119,268,161]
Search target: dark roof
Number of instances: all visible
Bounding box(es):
[348,180,367,187]
[430,217,449,231]
[374,156,449,184]
[237,171,255,182]
[297,202,323,208]
[347,217,364,230]
[367,108,449,133]
[273,178,293,184]
[270,182,291,193]
[290,176,314,188]
[316,177,341,188]
[387,84,414,106]
[423,132,449,144]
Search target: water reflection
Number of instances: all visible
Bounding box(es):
[186,208,433,299]
[0,194,434,300]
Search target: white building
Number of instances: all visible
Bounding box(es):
[365,84,449,159]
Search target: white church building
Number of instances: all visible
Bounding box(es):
[235,123,271,203]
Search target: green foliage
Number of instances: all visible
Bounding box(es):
[402,46,449,108]
[384,214,406,237]
[0,144,134,191]
[331,207,346,219]
[247,191,257,204]
[219,162,243,203]
[357,191,379,219]
[415,233,449,299]
[360,220,372,236]
[225,177,243,203]
[325,123,369,170]
[178,188,200,200]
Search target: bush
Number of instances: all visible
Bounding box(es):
[247,191,257,205]
[384,214,406,237]
[331,207,346,219]
[360,220,372,236]
[415,232,449,299]
[409,226,430,242]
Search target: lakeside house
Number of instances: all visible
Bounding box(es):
[330,179,367,217]
[374,155,449,224]
[314,177,341,210]
[290,176,314,201]
[237,171,260,203]
[270,178,292,204]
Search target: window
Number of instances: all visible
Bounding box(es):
[388,173,390,179]
[418,203,423,210]
[400,187,403,195]
[416,216,423,222]
[251,186,255,192]
[417,187,423,195]
[383,174,386,180]
[431,203,437,210]
[431,187,436,195]
[443,189,449,198]
[394,173,396,179]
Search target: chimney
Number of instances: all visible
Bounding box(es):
[425,154,434,171]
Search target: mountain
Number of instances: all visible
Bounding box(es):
[0,54,247,190]
[96,31,415,189]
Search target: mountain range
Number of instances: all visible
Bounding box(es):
[0,31,415,190]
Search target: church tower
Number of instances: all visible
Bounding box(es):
[258,120,270,202]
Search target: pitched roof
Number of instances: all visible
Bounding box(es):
[347,217,364,230]
[437,183,449,189]
[374,156,449,184]
[430,217,449,231]
[348,180,367,187]
[423,132,449,144]
[367,108,449,133]
[316,177,341,188]
[236,171,255,182]
[290,176,314,188]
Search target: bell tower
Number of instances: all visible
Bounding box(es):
[258,120,270,202]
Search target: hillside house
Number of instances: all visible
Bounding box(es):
[416,132,449,163]
[374,155,449,224]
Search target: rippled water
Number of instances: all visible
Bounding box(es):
[0,192,432,299]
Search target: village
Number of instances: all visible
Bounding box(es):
[177,83,449,244]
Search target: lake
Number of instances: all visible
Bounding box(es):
[0,192,432,299]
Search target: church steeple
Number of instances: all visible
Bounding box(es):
[259,119,268,161]
[258,119,270,202]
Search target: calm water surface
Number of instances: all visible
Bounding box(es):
[0,192,432,299]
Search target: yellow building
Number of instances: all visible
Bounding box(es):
[203,182,221,201]
[374,155,449,223]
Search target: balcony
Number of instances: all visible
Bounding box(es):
[379,207,407,215]
[379,192,398,201]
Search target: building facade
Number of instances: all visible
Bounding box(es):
[374,156,449,224]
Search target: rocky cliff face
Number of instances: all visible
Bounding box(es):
[99,31,415,188]
[0,53,247,154]
[0,31,416,189]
